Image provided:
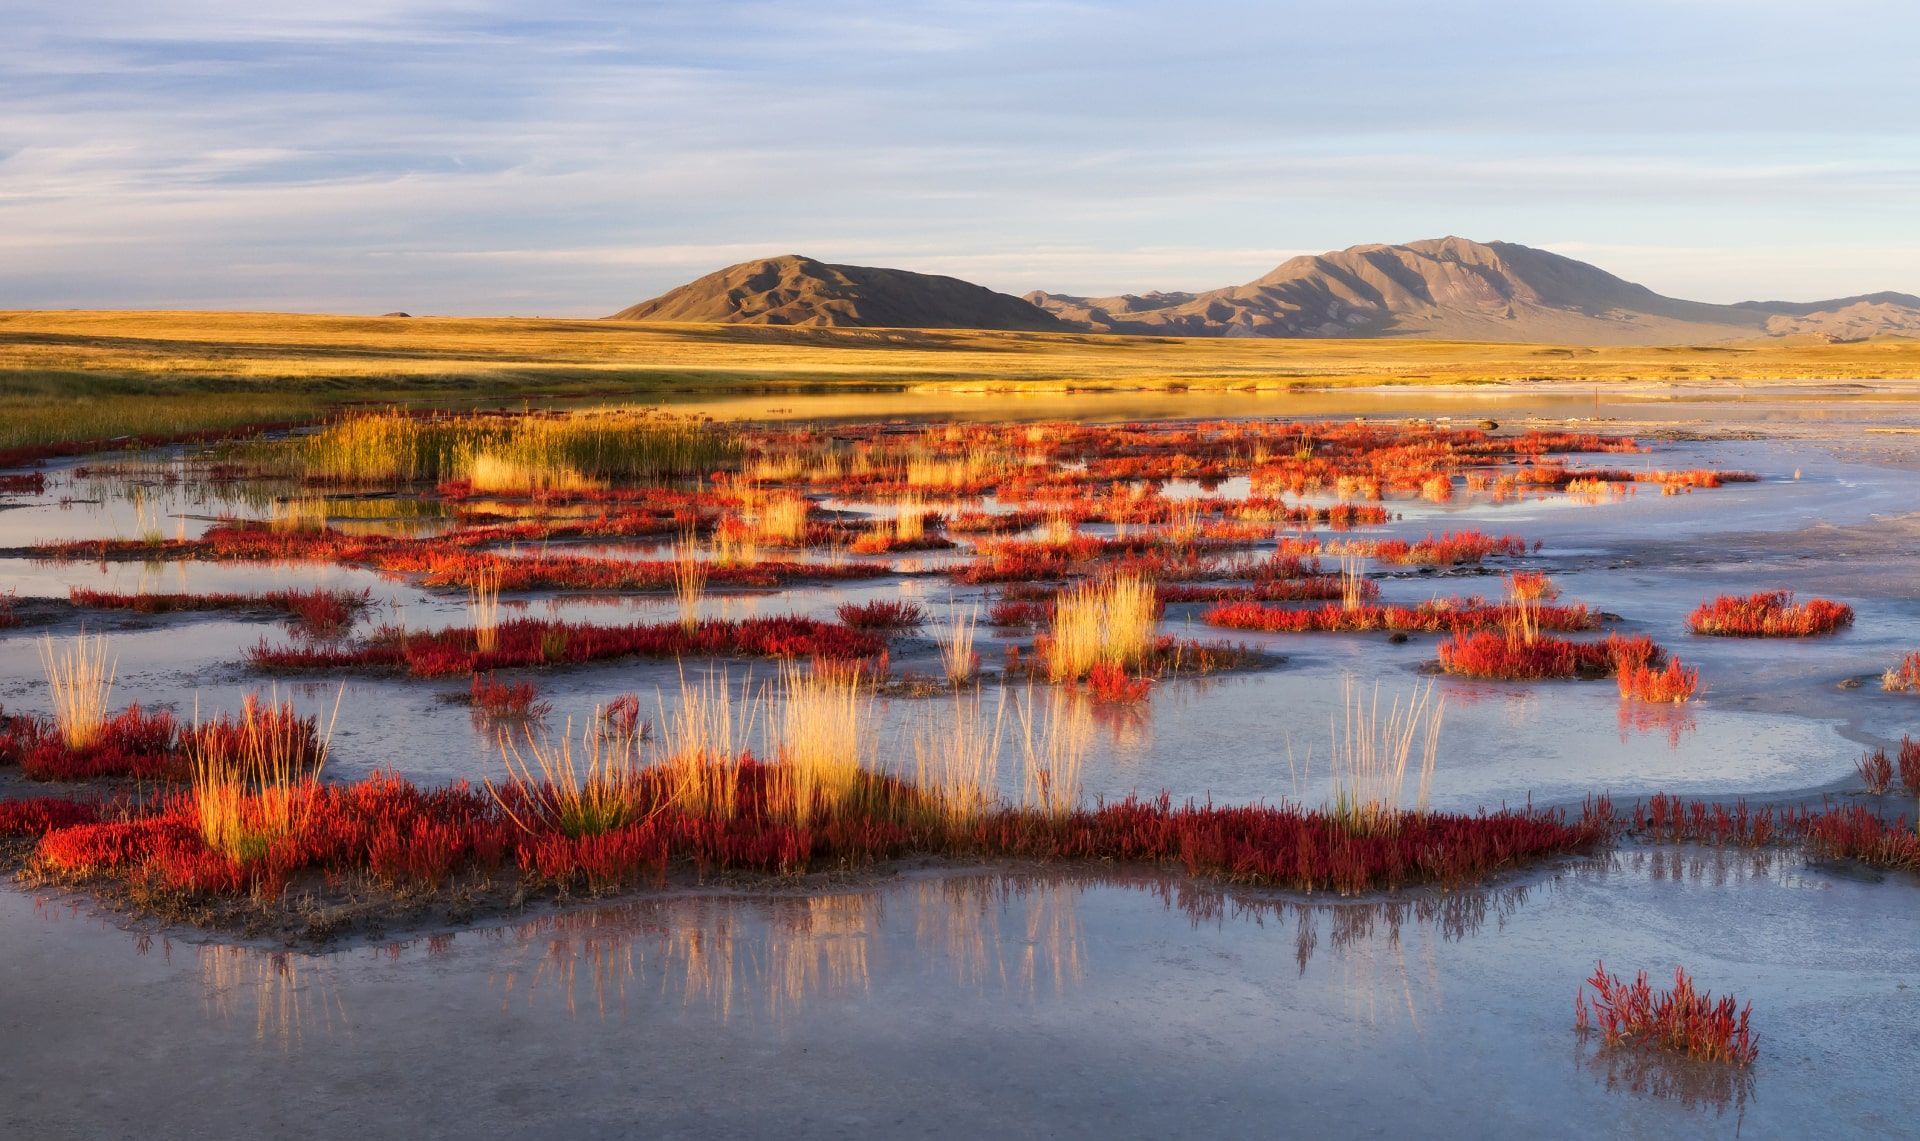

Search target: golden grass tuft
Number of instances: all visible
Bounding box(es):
[912,689,1006,826]
[468,565,503,653]
[492,717,653,838]
[37,633,116,750]
[653,668,756,821]
[939,605,981,686]
[672,533,708,632]
[771,664,873,825]
[1327,676,1445,834]
[1044,572,1157,681]
[190,690,340,862]
[1017,688,1092,817]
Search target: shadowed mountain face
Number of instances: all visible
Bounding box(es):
[1027,237,1920,343]
[607,255,1068,331]
[612,240,1920,343]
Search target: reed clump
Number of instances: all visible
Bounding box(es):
[1043,573,1157,682]
[38,634,117,750]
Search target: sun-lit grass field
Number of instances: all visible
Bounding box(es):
[4,308,1918,458]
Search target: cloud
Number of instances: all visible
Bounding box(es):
[1,1,1916,311]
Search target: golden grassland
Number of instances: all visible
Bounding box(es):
[3,308,1918,453]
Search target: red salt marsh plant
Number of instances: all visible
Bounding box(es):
[0,797,101,837]
[1203,598,1597,636]
[1617,657,1700,704]
[469,673,552,725]
[24,753,1615,904]
[1685,591,1853,637]
[1438,631,1663,682]
[67,587,372,638]
[249,615,887,678]
[1857,747,1893,795]
[1883,651,1920,693]
[1899,736,1920,798]
[1575,963,1757,1066]
[835,599,927,631]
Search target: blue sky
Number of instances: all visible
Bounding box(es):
[4,1,1917,314]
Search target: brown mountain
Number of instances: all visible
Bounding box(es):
[607,254,1067,331]
[1025,237,1920,344]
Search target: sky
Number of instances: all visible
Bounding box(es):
[4,1,1918,315]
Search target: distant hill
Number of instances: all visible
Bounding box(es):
[1026,237,1920,344]
[611,240,1920,344]
[608,254,1067,331]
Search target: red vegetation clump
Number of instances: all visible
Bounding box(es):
[469,673,551,722]
[1204,599,1596,635]
[26,766,1613,900]
[1857,747,1893,794]
[2,697,330,783]
[250,616,887,678]
[1617,657,1700,703]
[68,586,371,637]
[0,471,49,495]
[1628,795,1779,847]
[1438,632,1662,682]
[1082,663,1152,703]
[1576,963,1757,1066]
[1686,591,1853,637]
[835,600,927,630]
[1370,531,1527,566]
[0,797,102,836]
[16,706,185,781]
[1884,651,1920,693]
[1899,736,1920,798]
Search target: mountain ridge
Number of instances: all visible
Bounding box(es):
[610,240,1920,344]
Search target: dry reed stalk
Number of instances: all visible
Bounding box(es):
[190,688,341,862]
[672,533,707,632]
[1328,676,1445,833]
[894,495,929,543]
[939,605,981,685]
[1017,687,1092,816]
[38,633,116,749]
[653,668,757,820]
[1041,514,1077,545]
[1044,573,1157,681]
[772,664,873,824]
[1339,554,1367,613]
[468,565,503,653]
[492,716,653,837]
[912,689,1007,826]
[753,490,810,544]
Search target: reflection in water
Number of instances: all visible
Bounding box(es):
[1617,702,1697,748]
[1574,1034,1755,1123]
[195,943,351,1050]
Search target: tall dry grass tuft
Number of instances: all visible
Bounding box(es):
[894,495,929,544]
[939,605,981,685]
[38,633,116,749]
[654,668,756,820]
[469,565,503,653]
[672,533,707,632]
[492,716,653,837]
[1339,554,1368,613]
[751,490,810,544]
[912,689,1006,826]
[772,664,872,824]
[190,689,341,862]
[1327,676,1445,833]
[1044,573,1157,681]
[1017,688,1092,816]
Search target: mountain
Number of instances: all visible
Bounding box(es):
[1024,237,1920,344]
[609,241,1920,344]
[607,254,1067,331]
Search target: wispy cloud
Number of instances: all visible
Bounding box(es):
[2,1,1916,311]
